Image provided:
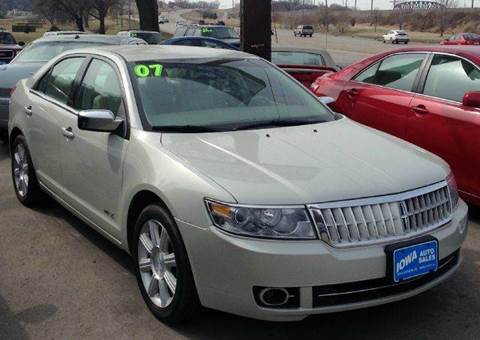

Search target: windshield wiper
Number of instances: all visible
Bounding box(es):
[233,118,327,131]
[152,125,220,133]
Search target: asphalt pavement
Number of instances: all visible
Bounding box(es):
[0,137,479,339]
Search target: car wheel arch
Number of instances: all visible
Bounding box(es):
[9,127,23,154]
[126,190,173,254]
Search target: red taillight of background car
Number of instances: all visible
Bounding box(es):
[10,86,16,96]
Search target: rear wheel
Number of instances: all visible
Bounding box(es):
[404,41,408,44]
[11,135,42,206]
[133,204,201,323]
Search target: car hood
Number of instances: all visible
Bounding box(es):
[0,62,45,93]
[161,118,449,205]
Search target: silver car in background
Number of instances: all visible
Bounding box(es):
[0,34,146,140]
[8,46,468,323]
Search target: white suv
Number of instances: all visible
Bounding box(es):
[383,30,409,44]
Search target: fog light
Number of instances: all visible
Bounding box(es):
[259,288,289,306]
[253,286,300,309]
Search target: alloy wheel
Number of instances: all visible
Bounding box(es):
[138,219,177,308]
[13,143,29,197]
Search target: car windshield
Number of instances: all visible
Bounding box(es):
[129,58,334,132]
[131,32,162,44]
[272,51,325,66]
[201,27,239,39]
[0,32,16,44]
[464,33,480,40]
[13,41,112,63]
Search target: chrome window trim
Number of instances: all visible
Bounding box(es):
[350,51,429,94]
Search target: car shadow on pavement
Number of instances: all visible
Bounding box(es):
[29,198,135,276]
[0,140,9,161]
[0,293,58,340]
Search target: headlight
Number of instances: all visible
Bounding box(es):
[205,200,316,240]
[447,173,459,209]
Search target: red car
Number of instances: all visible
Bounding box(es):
[312,46,480,206]
[441,33,480,45]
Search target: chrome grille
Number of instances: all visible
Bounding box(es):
[308,182,453,247]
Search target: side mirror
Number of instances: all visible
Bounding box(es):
[319,96,335,106]
[78,110,123,132]
[462,91,480,109]
[18,41,25,46]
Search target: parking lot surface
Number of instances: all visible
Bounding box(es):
[0,138,479,339]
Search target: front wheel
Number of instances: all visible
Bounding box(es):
[11,134,42,206]
[133,204,201,323]
[404,41,409,44]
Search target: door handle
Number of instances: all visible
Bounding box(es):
[24,105,32,116]
[61,127,75,140]
[412,104,429,115]
[346,88,359,97]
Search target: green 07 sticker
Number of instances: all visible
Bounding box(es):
[134,64,164,78]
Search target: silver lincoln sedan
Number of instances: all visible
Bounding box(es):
[8,46,468,323]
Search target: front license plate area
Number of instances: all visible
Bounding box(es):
[386,237,439,283]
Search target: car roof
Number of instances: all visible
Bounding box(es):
[383,45,480,59]
[118,30,160,34]
[65,45,254,61]
[32,34,141,44]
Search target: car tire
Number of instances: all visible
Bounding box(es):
[133,204,201,324]
[404,41,408,44]
[11,134,42,206]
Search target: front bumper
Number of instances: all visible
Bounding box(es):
[0,97,9,129]
[177,199,468,321]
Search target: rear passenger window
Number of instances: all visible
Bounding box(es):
[39,57,84,105]
[76,59,123,117]
[423,54,480,102]
[355,53,426,92]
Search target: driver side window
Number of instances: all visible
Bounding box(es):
[37,57,85,106]
[76,59,123,117]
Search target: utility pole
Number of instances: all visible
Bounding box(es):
[240,0,272,61]
[371,0,374,15]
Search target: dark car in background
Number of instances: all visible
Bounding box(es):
[0,34,145,140]
[293,25,314,38]
[0,30,24,65]
[161,36,238,50]
[174,25,240,49]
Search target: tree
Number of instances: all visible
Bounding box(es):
[438,0,457,37]
[135,0,159,32]
[89,0,121,34]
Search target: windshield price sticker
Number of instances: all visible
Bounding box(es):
[134,64,164,78]
[202,28,213,34]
